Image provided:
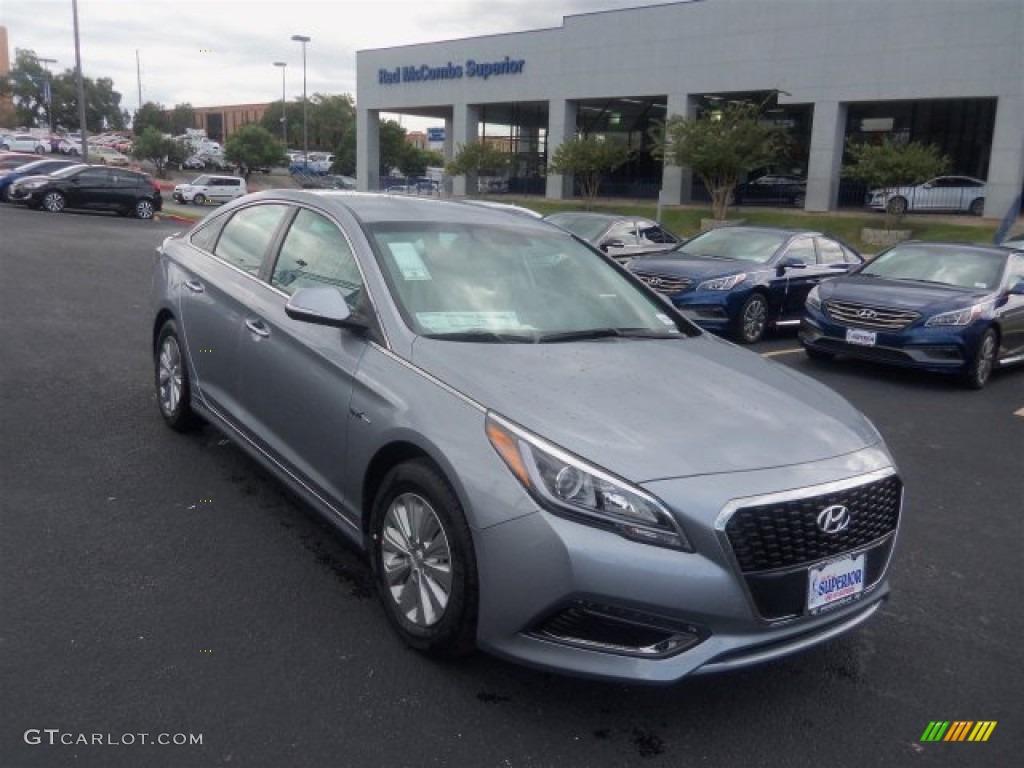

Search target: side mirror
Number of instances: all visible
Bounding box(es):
[285,286,368,330]
[778,257,807,273]
[1009,278,1024,296]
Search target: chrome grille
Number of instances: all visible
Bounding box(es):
[633,272,693,294]
[824,300,919,331]
[724,475,902,574]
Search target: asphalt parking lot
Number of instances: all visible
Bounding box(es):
[1,203,1021,768]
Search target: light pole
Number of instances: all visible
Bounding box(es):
[273,61,287,148]
[72,0,88,161]
[35,57,57,133]
[290,35,310,164]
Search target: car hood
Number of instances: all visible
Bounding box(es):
[629,254,765,282]
[820,275,991,312]
[410,335,880,482]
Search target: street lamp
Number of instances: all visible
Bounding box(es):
[35,57,57,133]
[272,62,287,148]
[290,35,310,164]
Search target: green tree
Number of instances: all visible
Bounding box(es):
[379,119,409,176]
[131,127,188,178]
[657,101,790,221]
[2,50,49,127]
[548,135,631,207]
[224,124,284,179]
[843,137,951,229]
[445,140,510,188]
[133,101,170,134]
[169,103,196,135]
[399,145,444,177]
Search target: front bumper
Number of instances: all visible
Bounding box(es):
[472,447,900,684]
[800,308,982,373]
[665,289,751,334]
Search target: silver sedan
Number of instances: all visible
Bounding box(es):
[152,191,903,683]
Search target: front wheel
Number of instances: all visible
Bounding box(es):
[370,460,477,658]
[886,196,908,215]
[42,190,66,213]
[155,320,199,431]
[134,199,155,219]
[734,293,769,344]
[962,328,997,389]
[968,197,984,216]
[193,193,206,205]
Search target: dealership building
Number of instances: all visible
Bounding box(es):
[355,0,1023,217]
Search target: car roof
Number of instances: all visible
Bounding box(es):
[214,189,561,230]
[689,225,823,238]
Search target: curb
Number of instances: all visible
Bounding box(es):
[155,213,196,224]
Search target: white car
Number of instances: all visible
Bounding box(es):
[867,175,987,216]
[1,134,48,154]
[172,174,247,205]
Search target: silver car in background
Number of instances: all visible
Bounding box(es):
[151,191,903,683]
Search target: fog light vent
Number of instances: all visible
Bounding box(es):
[529,601,705,658]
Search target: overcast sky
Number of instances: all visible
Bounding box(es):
[2,0,672,130]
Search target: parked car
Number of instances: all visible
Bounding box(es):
[298,174,357,190]
[460,199,543,218]
[866,175,986,216]
[0,157,79,202]
[172,174,247,204]
[733,174,807,207]
[0,133,48,154]
[0,152,42,171]
[543,211,682,262]
[53,138,81,155]
[289,153,334,176]
[151,190,903,683]
[178,155,206,171]
[800,241,1024,389]
[88,145,132,166]
[628,226,864,343]
[9,164,162,219]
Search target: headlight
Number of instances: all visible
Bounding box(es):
[697,273,747,291]
[485,413,691,551]
[806,285,822,310]
[924,301,993,327]
[19,179,48,190]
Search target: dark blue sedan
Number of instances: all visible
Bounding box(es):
[628,226,863,343]
[800,242,1024,389]
[0,157,78,202]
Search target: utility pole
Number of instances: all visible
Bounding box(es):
[72,0,88,161]
[136,49,142,112]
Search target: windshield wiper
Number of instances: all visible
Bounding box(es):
[536,327,679,343]
[420,329,537,343]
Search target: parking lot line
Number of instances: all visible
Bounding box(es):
[761,347,805,358]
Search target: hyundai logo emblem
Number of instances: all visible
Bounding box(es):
[857,309,878,320]
[817,504,851,535]
[646,276,662,287]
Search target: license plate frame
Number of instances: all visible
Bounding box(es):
[846,328,877,346]
[807,553,866,613]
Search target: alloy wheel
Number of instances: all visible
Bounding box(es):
[158,335,183,416]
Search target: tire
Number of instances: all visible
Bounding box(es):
[968,197,984,216]
[134,198,155,219]
[805,346,836,362]
[370,460,478,658]
[962,328,997,390]
[792,192,806,207]
[886,196,908,215]
[36,146,46,155]
[193,193,206,205]
[0,144,9,151]
[155,320,199,431]
[734,292,769,344]
[41,190,66,213]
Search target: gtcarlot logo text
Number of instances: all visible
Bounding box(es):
[24,729,203,747]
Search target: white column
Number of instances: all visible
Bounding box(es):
[805,101,847,212]
[661,93,695,205]
[546,99,577,200]
[986,94,1024,221]
[452,103,480,197]
[356,108,380,192]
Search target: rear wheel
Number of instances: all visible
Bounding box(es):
[370,460,477,658]
[193,193,206,205]
[886,196,908,215]
[41,191,66,213]
[155,320,199,431]
[734,293,769,344]
[968,197,984,216]
[962,328,997,389]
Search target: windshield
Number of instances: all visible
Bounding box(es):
[544,214,611,243]
[673,228,789,263]
[368,223,693,341]
[861,245,1005,290]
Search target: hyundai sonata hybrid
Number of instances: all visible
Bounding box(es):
[801,241,1024,389]
[152,191,903,683]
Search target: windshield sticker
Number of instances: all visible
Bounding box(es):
[416,311,522,333]
[389,243,432,281]
[655,313,677,327]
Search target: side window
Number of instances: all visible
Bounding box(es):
[638,225,679,245]
[214,204,289,277]
[77,169,109,184]
[605,221,638,244]
[783,236,818,264]
[189,218,225,252]
[271,208,363,308]
[1008,254,1024,284]
[816,238,847,264]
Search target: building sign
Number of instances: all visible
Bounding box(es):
[379,57,525,85]
[427,127,445,142]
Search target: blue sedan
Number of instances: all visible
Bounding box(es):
[628,226,864,343]
[0,157,78,202]
[800,242,1024,389]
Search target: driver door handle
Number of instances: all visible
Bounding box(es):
[244,318,270,338]
[184,279,204,293]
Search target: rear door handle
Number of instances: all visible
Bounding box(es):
[184,279,204,293]
[244,318,270,338]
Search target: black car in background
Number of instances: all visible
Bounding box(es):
[0,157,79,202]
[628,226,864,343]
[733,174,807,207]
[543,211,682,262]
[801,242,1024,389]
[8,164,163,219]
